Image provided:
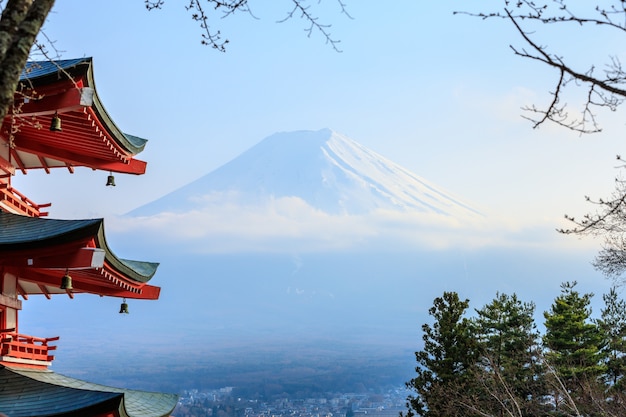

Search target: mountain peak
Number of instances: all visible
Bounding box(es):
[129,129,481,219]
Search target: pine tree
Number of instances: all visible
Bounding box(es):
[404,292,477,417]
[598,287,626,394]
[544,281,606,413]
[473,293,546,416]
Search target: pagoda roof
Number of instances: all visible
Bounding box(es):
[0,364,178,417]
[1,57,148,176]
[0,211,161,300]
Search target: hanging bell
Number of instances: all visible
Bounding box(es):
[119,298,129,314]
[106,173,116,187]
[60,272,73,290]
[50,111,62,132]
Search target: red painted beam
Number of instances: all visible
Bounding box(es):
[11,267,161,300]
[9,138,147,174]
[4,248,105,269]
[15,87,94,117]
[96,158,147,175]
[100,284,161,300]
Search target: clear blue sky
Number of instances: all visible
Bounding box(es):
[16,1,626,251]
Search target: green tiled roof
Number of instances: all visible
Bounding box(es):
[0,365,177,417]
[0,212,158,284]
[19,57,149,155]
[0,211,101,249]
[20,58,90,80]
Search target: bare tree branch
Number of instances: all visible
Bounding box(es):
[145,0,349,52]
[278,0,346,52]
[558,157,626,281]
[0,0,56,136]
[458,1,626,133]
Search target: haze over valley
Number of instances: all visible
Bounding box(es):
[17,129,607,399]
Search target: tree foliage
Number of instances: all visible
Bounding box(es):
[544,282,605,380]
[405,285,626,417]
[472,293,546,417]
[404,292,477,417]
[598,287,626,392]
[543,281,606,414]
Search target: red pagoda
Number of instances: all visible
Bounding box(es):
[0,58,178,416]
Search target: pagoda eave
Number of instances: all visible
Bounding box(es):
[0,212,162,300]
[16,85,93,117]
[0,59,178,412]
[14,267,161,300]
[3,247,105,269]
[11,135,147,175]
[2,57,151,177]
[106,283,161,300]
[0,365,178,417]
[97,158,147,175]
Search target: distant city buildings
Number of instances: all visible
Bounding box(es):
[175,386,409,417]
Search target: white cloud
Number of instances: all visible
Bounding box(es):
[107,196,594,254]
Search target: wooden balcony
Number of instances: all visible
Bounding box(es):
[0,183,50,217]
[0,330,58,369]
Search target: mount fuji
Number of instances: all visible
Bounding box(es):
[130,128,481,219]
[44,131,597,392]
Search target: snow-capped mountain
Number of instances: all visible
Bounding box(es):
[130,129,481,218]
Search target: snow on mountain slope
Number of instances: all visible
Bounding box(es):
[130,129,481,219]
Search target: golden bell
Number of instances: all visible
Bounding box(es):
[60,272,72,290]
[106,174,116,187]
[50,112,62,132]
[119,299,129,314]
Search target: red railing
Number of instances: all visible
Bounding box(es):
[0,331,58,364]
[0,183,50,217]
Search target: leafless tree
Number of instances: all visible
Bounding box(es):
[458,358,626,417]
[459,1,626,134]
[559,157,626,282]
[460,2,626,283]
[0,0,348,135]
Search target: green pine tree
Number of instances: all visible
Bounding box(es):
[544,281,606,413]
[473,293,546,416]
[404,292,477,417]
[598,287,626,393]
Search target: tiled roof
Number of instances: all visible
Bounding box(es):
[0,210,101,248]
[0,365,177,417]
[11,57,149,171]
[0,211,158,285]
[20,57,91,80]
